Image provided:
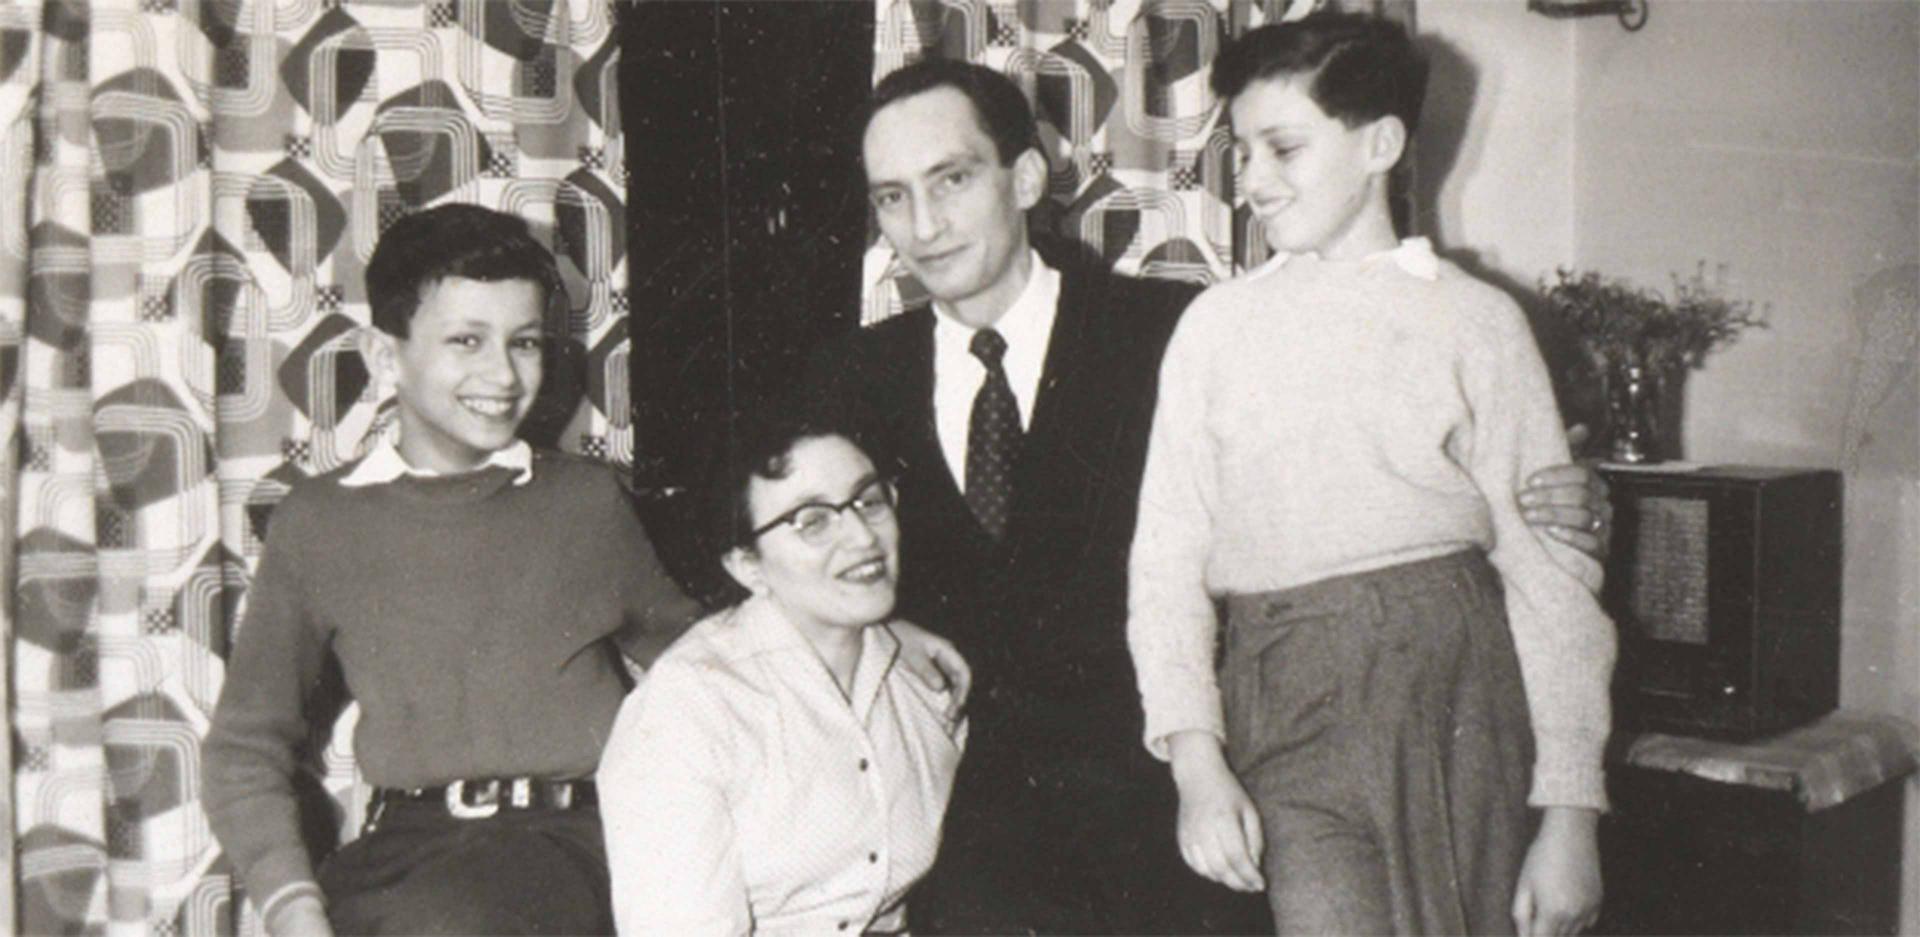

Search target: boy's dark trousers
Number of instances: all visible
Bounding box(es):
[317,792,612,936]
[1223,550,1535,936]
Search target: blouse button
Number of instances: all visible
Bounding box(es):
[858,758,869,772]
[837,922,848,931]
[869,851,879,863]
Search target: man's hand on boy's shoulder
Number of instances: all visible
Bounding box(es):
[890,620,972,720]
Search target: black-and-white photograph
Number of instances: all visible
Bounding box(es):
[0,1,1913,934]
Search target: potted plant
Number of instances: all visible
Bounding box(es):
[1540,264,1765,462]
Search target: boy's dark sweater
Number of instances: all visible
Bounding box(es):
[201,450,702,911]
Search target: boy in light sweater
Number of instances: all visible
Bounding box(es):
[1127,15,1615,936]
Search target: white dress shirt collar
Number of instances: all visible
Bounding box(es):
[340,437,535,488]
[930,251,1062,488]
[929,250,1061,368]
[732,593,903,722]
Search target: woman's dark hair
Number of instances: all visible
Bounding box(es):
[705,405,887,561]
[1210,12,1429,135]
[363,203,567,337]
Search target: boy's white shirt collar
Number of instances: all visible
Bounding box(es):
[340,437,535,487]
[1252,236,1440,282]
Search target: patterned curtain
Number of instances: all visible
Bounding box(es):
[0,1,629,932]
[863,0,1413,323]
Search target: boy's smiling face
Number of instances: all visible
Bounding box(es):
[1230,74,1402,261]
[367,276,546,474]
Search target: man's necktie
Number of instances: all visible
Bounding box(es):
[966,328,1021,539]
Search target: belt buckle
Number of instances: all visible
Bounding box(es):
[446,779,500,819]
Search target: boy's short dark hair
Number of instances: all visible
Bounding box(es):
[364,203,565,338]
[1210,12,1429,135]
[865,58,1041,166]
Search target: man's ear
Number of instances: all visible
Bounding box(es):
[359,326,401,389]
[1011,147,1048,211]
[720,547,767,596]
[1365,115,1408,174]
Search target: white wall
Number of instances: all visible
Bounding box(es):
[1571,0,1918,716]
[1414,1,1578,284]
[1418,0,1920,928]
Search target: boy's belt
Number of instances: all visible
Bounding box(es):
[372,777,598,819]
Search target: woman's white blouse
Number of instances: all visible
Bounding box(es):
[599,596,965,936]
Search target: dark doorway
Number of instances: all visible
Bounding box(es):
[620,2,875,596]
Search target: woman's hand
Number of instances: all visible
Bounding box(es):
[1168,731,1265,893]
[266,893,334,937]
[890,619,972,719]
[1512,806,1603,936]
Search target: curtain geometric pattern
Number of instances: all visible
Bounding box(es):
[0,2,627,932]
[862,0,1409,324]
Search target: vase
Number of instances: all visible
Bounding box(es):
[1604,358,1660,463]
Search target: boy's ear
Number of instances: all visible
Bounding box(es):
[1365,115,1409,175]
[359,326,401,388]
[1011,147,1048,211]
[720,547,767,596]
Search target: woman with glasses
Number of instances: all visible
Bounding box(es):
[597,413,966,936]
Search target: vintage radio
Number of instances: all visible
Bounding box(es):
[1598,465,1842,740]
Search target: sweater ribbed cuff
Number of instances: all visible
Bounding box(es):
[1520,752,1612,814]
[244,844,322,922]
[258,881,325,929]
[1144,705,1226,763]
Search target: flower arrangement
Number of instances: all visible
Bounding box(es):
[1539,264,1765,461]
[1541,263,1766,374]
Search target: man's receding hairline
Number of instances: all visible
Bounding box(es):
[864,84,1014,170]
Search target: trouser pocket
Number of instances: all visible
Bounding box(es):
[1222,601,1346,778]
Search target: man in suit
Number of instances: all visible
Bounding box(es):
[806,59,1611,935]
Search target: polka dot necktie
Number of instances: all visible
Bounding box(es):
[966,328,1022,540]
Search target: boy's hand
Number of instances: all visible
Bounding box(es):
[266,893,334,937]
[889,620,972,720]
[1518,428,1613,561]
[1168,731,1266,893]
[1512,806,1602,936]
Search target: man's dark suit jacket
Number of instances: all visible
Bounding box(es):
[806,245,1269,935]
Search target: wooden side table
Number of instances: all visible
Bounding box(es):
[1596,711,1919,935]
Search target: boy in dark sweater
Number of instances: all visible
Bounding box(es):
[200,204,964,936]
[202,204,695,936]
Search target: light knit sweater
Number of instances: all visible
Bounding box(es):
[1126,239,1616,810]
